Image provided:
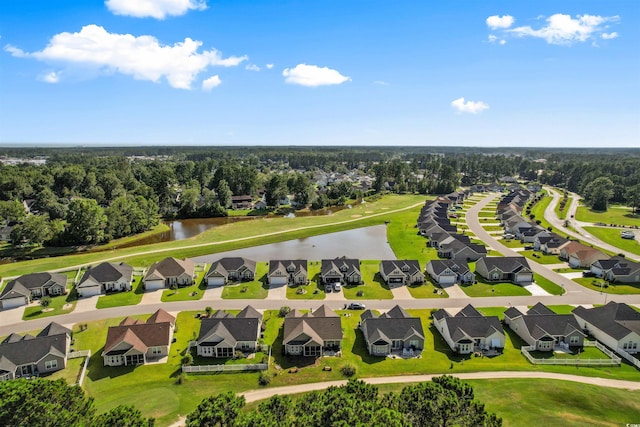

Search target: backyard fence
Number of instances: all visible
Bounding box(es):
[182,363,268,373]
[521,343,621,366]
[616,348,640,370]
[68,350,91,387]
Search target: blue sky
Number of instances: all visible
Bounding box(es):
[0,0,638,147]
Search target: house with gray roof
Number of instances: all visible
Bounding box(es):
[573,302,640,355]
[282,305,342,357]
[0,272,67,310]
[102,309,175,366]
[379,260,424,287]
[143,257,195,291]
[359,305,424,356]
[205,257,256,287]
[504,303,585,351]
[425,260,474,285]
[268,260,308,286]
[599,259,640,284]
[321,257,361,285]
[76,262,133,297]
[436,236,487,261]
[432,304,505,355]
[0,322,71,381]
[196,305,262,358]
[475,256,533,285]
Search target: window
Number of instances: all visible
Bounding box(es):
[569,336,580,345]
[151,347,162,355]
[45,360,58,370]
[373,345,388,354]
[392,340,403,349]
[109,356,122,365]
[409,340,420,349]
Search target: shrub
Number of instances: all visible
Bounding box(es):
[258,373,271,386]
[341,364,356,377]
[356,290,364,297]
[278,306,291,317]
[40,296,52,308]
[181,354,194,366]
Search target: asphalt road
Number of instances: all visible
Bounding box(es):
[2,192,640,337]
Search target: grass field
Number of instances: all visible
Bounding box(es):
[22,286,78,320]
[533,274,565,295]
[583,226,640,256]
[161,270,207,302]
[529,195,553,230]
[459,278,532,297]
[520,250,561,264]
[342,260,393,300]
[0,195,428,278]
[96,275,145,309]
[222,263,270,299]
[572,277,640,295]
[576,205,640,227]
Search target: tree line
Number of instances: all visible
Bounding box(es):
[0,376,502,427]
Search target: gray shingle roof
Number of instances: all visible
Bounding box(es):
[1,272,67,299]
[144,257,194,281]
[78,262,133,287]
[206,257,257,279]
[197,307,261,346]
[477,256,531,273]
[573,302,640,340]
[321,257,360,279]
[0,323,70,373]
[380,260,421,277]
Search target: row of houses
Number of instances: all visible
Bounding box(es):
[425,256,534,286]
[3,301,637,381]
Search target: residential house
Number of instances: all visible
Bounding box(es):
[475,256,533,285]
[0,322,71,380]
[436,237,487,261]
[425,260,475,285]
[359,305,425,356]
[282,305,342,357]
[598,259,640,284]
[143,257,195,290]
[379,260,425,287]
[559,242,609,268]
[504,303,585,351]
[590,257,628,278]
[534,233,568,253]
[231,195,253,210]
[205,257,256,287]
[195,305,262,358]
[573,302,640,355]
[76,262,133,298]
[520,227,549,244]
[102,309,176,366]
[321,257,361,285]
[0,272,67,310]
[540,235,571,255]
[432,304,505,354]
[268,260,308,286]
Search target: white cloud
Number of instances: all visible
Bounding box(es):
[5,25,247,89]
[265,63,274,69]
[451,97,489,114]
[202,75,221,91]
[41,71,59,83]
[245,64,260,71]
[601,32,618,39]
[508,14,620,45]
[373,80,389,86]
[282,64,351,87]
[499,39,507,45]
[105,0,207,19]
[486,15,514,29]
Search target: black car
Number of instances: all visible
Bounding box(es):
[346,303,366,310]
[582,271,596,278]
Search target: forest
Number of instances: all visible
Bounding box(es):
[0,146,638,247]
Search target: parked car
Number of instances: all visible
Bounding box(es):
[325,285,332,293]
[582,271,596,278]
[333,283,342,292]
[504,233,515,240]
[346,303,366,310]
[621,230,635,240]
[524,245,534,250]
[595,222,606,226]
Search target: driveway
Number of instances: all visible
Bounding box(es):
[390,285,413,299]
[140,289,164,304]
[74,295,98,313]
[202,286,223,300]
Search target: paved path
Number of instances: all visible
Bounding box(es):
[390,285,413,299]
[202,286,223,300]
[74,295,98,313]
[266,284,287,300]
[439,282,468,299]
[544,187,640,262]
[140,289,164,304]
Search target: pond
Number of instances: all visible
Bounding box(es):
[191,225,396,263]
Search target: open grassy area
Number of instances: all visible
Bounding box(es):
[576,204,640,227]
[572,277,640,295]
[533,274,565,295]
[342,260,393,300]
[520,250,561,264]
[554,196,573,221]
[222,262,270,299]
[553,267,582,273]
[478,211,497,218]
[161,270,207,302]
[482,225,504,231]
[529,195,553,230]
[96,275,145,309]
[0,194,428,279]
[460,278,531,298]
[286,262,325,300]
[499,238,525,248]
[406,276,448,299]
[584,226,640,256]
[22,287,78,320]
[45,357,85,385]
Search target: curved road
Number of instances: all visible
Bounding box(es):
[544,187,640,262]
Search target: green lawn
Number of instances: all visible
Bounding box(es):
[482,225,504,231]
[552,267,583,273]
[459,277,531,297]
[45,357,85,385]
[342,261,393,300]
[554,196,573,220]
[22,287,78,320]
[499,239,525,248]
[533,274,565,295]
[583,226,640,256]
[520,250,561,264]
[478,211,497,218]
[96,275,145,309]
[161,270,207,302]
[572,277,640,295]
[576,204,640,227]
[286,261,325,300]
[529,196,553,230]
[406,276,448,299]
[222,263,270,299]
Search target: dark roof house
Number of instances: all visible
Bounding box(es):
[359,305,424,356]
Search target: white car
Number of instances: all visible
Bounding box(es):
[621,231,635,240]
[333,283,342,292]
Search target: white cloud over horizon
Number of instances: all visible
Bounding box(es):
[486,15,514,29]
[451,97,489,114]
[41,71,59,83]
[282,64,351,87]
[488,13,620,46]
[4,25,247,89]
[105,0,207,19]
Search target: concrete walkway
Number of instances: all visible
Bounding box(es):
[523,283,551,297]
[74,295,98,313]
[390,285,413,299]
[202,286,223,300]
[439,283,468,299]
[266,284,287,300]
[140,289,164,304]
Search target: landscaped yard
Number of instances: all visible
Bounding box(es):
[529,195,553,230]
[572,277,640,295]
[552,267,583,273]
[459,277,531,297]
[161,270,207,302]
[96,275,145,309]
[499,239,525,248]
[533,274,565,295]
[406,277,448,299]
[222,262,270,299]
[520,250,561,264]
[583,226,640,256]
[342,261,393,300]
[286,261,325,300]
[22,286,78,320]
[478,211,497,218]
[576,205,640,227]
[482,225,504,231]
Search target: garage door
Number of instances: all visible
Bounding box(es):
[516,273,533,283]
[439,275,456,285]
[78,285,101,298]
[207,277,225,287]
[1,296,27,310]
[270,277,287,286]
[144,279,165,291]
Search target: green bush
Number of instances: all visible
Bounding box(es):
[341,364,356,377]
